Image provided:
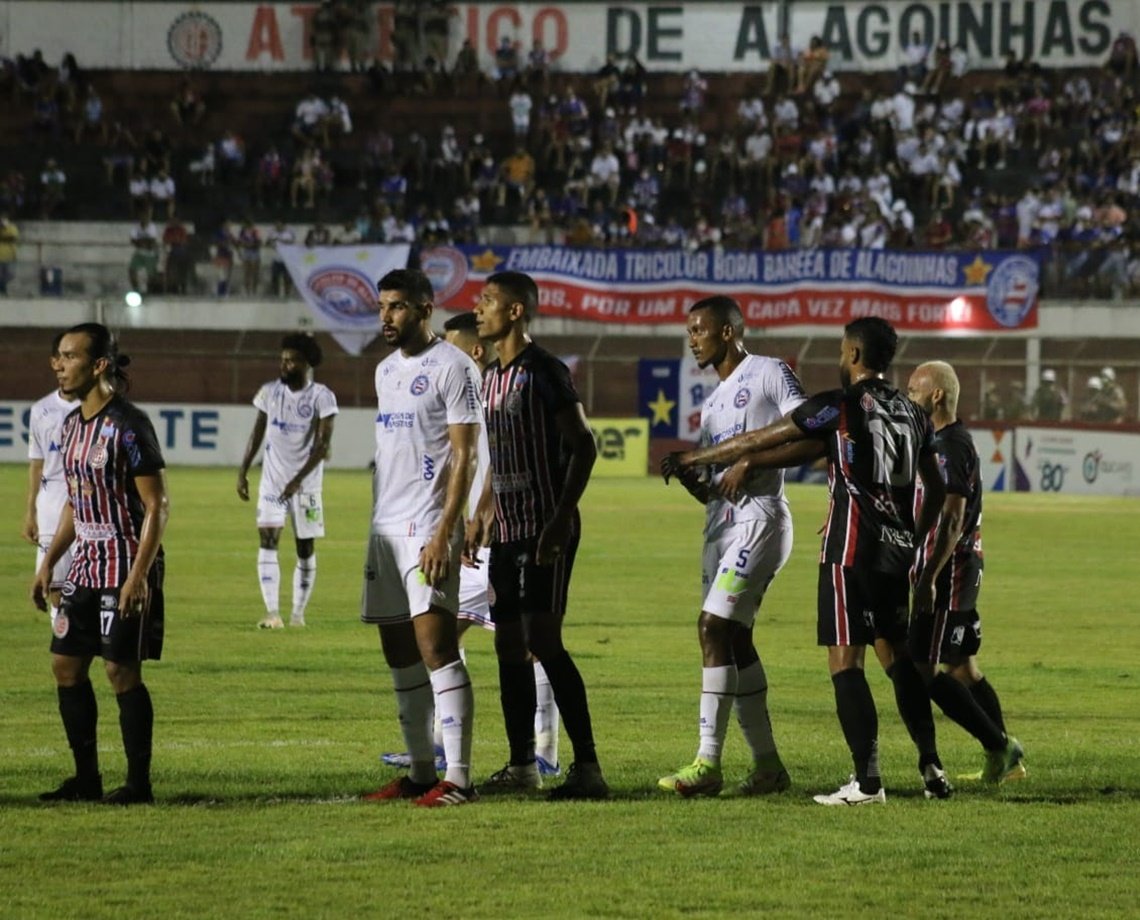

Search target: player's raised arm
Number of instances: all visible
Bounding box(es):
[662,415,803,482]
[717,439,827,503]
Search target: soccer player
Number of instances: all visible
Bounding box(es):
[906,361,1025,783]
[664,317,949,805]
[32,322,169,805]
[657,297,803,798]
[24,333,79,627]
[381,311,563,775]
[236,334,337,629]
[467,271,609,800]
[363,268,481,807]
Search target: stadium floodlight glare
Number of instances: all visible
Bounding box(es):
[125,290,143,308]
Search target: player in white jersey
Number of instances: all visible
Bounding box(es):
[236,334,337,629]
[658,296,805,798]
[362,268,481,808]
[23,334,79,623]
[380,311,562,775]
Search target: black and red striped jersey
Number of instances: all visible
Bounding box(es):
[912,420,984,584]
[481,342,579,542]
[60,395,166,588]
[791,378,935,575]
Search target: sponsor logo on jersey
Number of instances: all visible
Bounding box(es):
[376,411,415,430]
[803,405,840,429]
[733,388,751,408]
[410,374,430,396]
[297,399,314,418]
[167,11,224,69]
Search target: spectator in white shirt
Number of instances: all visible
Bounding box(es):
[149,167,176,220]
[813,71,841,111]
[772,95,799,132]
[736,96,767,130]
[589,144,621,205]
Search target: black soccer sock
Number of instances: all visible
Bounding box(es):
[832,668,880,793]
[538,650,598,765]
[116,684,154,791]
[930,672,1006,751]
[969,677,1007,735]
[886,659,940,770]
[58,681,99,780]
[498,659,537,765]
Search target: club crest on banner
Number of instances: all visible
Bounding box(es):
[306,267,378,326]
[421,247,469,307]
[167,12,223,70]
[985,255,1039,328]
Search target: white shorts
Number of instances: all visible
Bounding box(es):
[257,489,325,539]
[36,535,73,590]
[457,547,493,630]
[361,531,461,624]
[701,513,792,626]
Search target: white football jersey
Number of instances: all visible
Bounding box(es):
[28,389,79,527]
[372,339,482,537]
[700,354,806,532]
[253,379,339,494]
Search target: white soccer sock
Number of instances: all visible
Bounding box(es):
[533,661,560,767]
[433,647,469,749]
[697,665,738,763]
[430,660,474,789]
[390,662,436,785]
[735,660,783,770]
[257,548,279,615]
[291,555,316,619]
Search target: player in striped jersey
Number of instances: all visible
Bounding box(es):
[658,297,803,799]
[665,318,950,805]
[379,311,563,776]
[23,333,79,628]
[467,271,609,800]
[906,361,1025,783]
[363,269,481,808]
[237,334,337,629]
[33,323,169,805]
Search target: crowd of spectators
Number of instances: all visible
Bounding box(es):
[983,365,1129,423]
[3,28,1140,301]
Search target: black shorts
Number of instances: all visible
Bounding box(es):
[908,608,982,666]
[50,561,165,663]
[934,557,982,613]
[817,563,908,647]
[489,530,579,624]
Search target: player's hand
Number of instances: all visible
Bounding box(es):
[461,519,484,568]
[279,478,300,502]
[236,472,250,502]
[22,513,39,546]
[536,509,571,567]
[418,531,452,587]
[718,458,752,504]
[118,573,150,620]
[660,451,693,484]
[31,564,51,612]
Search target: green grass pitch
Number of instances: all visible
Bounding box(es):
[2,466,1138,918]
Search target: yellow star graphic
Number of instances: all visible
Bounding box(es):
[470,248,503,273]
[963,254,993,286]
[647,389,677,426]
[302,252,317,265]
[355,249,370,261]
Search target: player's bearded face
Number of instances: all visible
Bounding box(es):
[279,350,306,386]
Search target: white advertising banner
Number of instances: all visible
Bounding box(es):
[0,401,377,470]
[276,244,410,356]
[0,2,1127,72]
[1012,426,1140,496]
